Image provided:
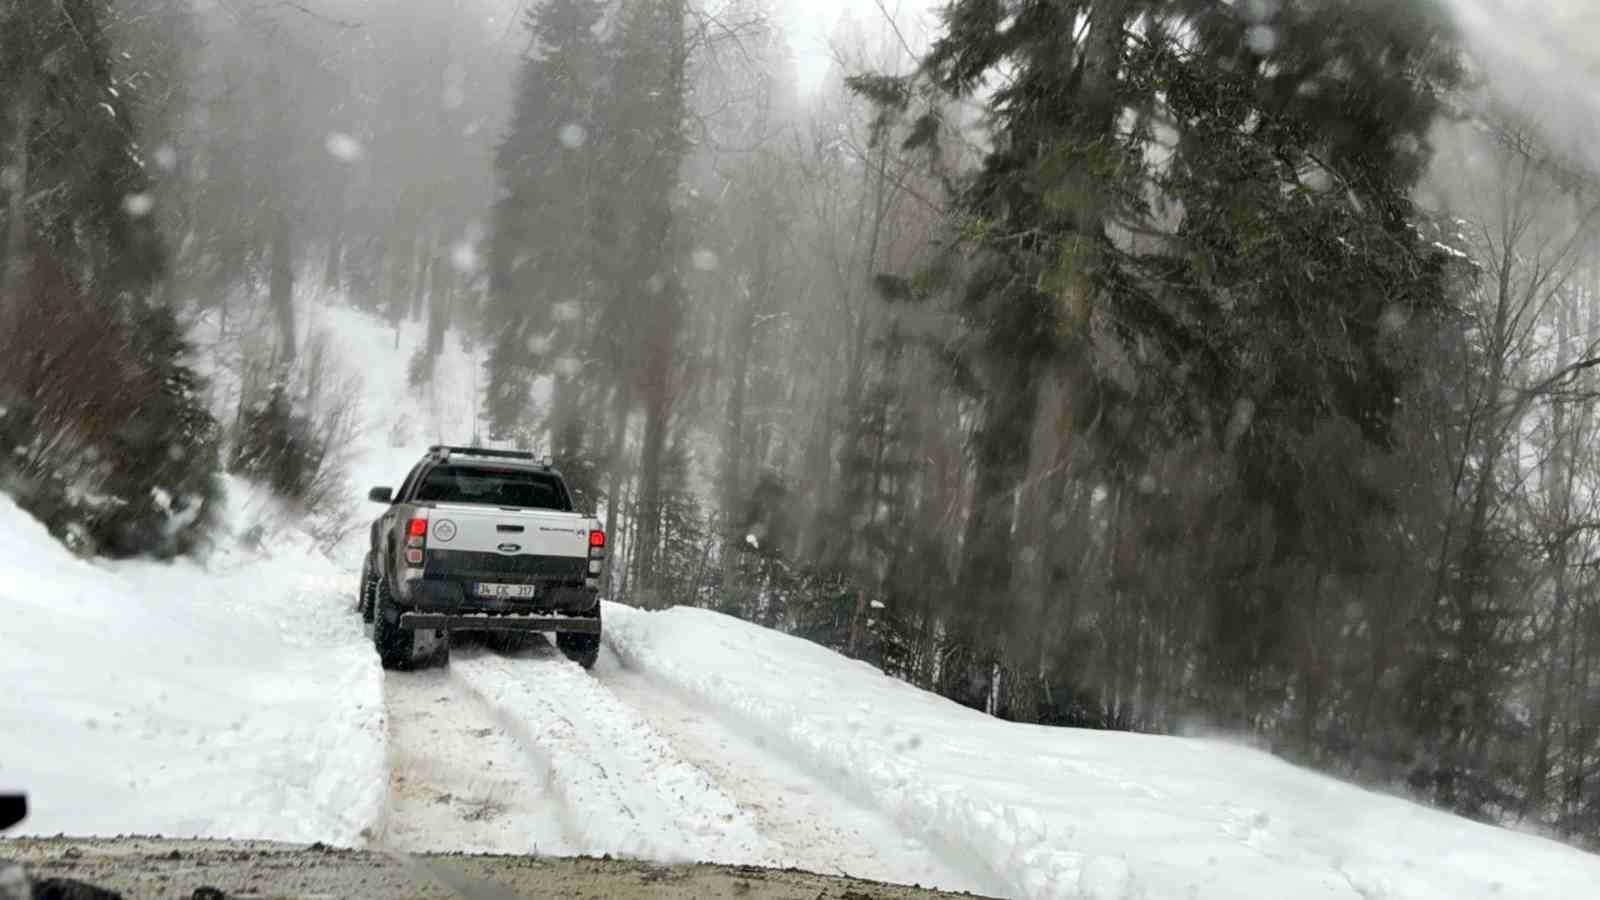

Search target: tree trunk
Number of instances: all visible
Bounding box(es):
[721,292,752,576]
[1,85,34,335]
[551,372,582,460]
[628,0,688,603]
[427,252,451,359]
[269,209,296,363]
[722,221,767,591]
[602,381,629,600]
[634,371,670,604]
[848,375,893,656]
[411,239,430,323]
[1008,366,1077,723]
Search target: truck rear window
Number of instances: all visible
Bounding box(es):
[413,466,572,510]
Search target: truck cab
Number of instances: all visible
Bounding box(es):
[361,446,606,669]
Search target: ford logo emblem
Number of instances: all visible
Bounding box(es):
[497,543,521,553]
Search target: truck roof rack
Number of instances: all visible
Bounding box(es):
[428,445,551,466]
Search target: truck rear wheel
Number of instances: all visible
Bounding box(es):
[556,609,601,669]
[358,552,378,623]
[373,575,448,670]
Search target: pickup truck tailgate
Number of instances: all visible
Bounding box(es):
[424,503,593,560]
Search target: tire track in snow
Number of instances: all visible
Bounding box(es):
[592,646,998,896]
[374,667,575,855]
[447,643,782,866]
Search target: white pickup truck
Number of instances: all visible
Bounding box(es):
[359,446,606,669]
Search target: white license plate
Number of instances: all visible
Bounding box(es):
[477,583,537,599]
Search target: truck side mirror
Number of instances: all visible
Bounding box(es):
[368,486,394,504]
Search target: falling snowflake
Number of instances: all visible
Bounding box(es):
[526,331,555,354]
[1379,304,1410,336]
[1246,25,1278,55]
[1242,0,1282,22]
[1225,398,1257,447]
[450,241,480,274]
[122,193,155,217]
[559,123,588,148]
[325,132,366,162]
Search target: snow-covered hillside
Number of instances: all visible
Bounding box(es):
[5,304,1600,900]
[0,301,472,843]
[0,479,384,843]
[605,605,1600,900]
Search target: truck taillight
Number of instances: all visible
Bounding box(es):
[406,516,427,564]
[589,529,606,549]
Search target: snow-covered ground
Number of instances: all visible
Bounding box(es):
[605,604,1600,900]
[0,479,384,843]
[6,303,1600,900]
[0,300,469,843]
[592,646,1000,894]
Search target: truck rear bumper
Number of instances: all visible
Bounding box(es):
[398,612,601,634]
[403,577,598,614]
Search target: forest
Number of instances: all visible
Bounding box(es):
[2,0,1598,848]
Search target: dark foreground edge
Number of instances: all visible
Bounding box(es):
[0,837,994,900]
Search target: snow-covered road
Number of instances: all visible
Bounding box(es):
[375,665,570,856]
[372,636,992,895]
[442,644,779,865]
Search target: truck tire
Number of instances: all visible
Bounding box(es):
[358,552,378,623]
[556,609,601,669]
[374,574,429,670]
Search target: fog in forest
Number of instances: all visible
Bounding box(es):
[6,0,1600,849]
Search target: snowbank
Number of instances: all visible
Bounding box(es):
[0,300,474,845]
[0,479,385,844]
[604,602,1600,900]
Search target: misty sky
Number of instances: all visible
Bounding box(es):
[474,0,940,94]
[774,0,942,93]
[1447,0,1600,172]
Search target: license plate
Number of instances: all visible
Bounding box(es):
[477,583,537,599]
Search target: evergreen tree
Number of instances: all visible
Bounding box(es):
[595,0,691,600]
[657,430,707,604]
[0,0,164,295]
[484,0,607,441]
[855,0,1461,721]
[0,0,220,557]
